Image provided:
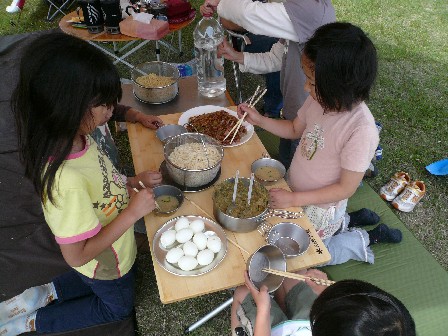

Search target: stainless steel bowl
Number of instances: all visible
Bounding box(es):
[153,184,184,215]
[156,124,187,144]
[213,177,269,233]
[247,245,286,292]
[251,157,286,184]
[266,222,310,258]
[132,61,180,104]
[164,133,224,188]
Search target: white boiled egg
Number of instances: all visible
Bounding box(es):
[165,247,184,264]
[183,241,199,257]
[175,217,190,231]
[176,228,193,244]
[178,255,198,271]
[189,219,205,233]
[207,236,222,253]
[192,232,207,250]
[197,249,214,266]
[160,229,176,248]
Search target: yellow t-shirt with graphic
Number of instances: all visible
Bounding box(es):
[43,136,137,280]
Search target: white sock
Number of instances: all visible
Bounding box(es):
[0,283,57,324]
[0,311,36,336]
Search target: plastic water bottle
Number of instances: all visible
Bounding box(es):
[193,15,226,97]
[375,145,383,161]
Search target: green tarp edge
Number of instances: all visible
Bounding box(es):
[323,183,448,336]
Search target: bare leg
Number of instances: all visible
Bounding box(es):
[274,270,306,310]
[231,285,250,331]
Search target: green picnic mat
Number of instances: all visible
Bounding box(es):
[324,183,448,336]
[257,130,448,335]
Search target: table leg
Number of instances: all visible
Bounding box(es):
[178,30,183,56]
[87,40,150,70]
[183,297,234,334]
[155,40,161,62]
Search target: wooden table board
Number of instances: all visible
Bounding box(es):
[127,109,331,304]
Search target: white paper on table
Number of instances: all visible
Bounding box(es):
[132,12,154,24]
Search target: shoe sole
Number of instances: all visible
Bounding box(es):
[380,193,395,202]
[392,201,414,212]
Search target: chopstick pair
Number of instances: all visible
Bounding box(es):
[132,181,161,211]
[262,268,336,287]
[223,86,267,144]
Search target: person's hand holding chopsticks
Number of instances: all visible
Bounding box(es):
[236,103,265,128]
[303,269,331,295]
[127,186,157,219]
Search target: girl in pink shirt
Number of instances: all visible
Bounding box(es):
[238,22,402,266]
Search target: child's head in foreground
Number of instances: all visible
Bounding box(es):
[302,22,378,112]
[310,279,416,336]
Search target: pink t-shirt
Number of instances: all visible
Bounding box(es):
[288,97,379,209]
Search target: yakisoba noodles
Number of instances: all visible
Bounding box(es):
[186,110,247,145]
[168,143,221,170]
[136,73,175,88]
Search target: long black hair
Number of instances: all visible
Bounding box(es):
[13,32,122,205]
[303,22,378,112]
[310,280,416,336]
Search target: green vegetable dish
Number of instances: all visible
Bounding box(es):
[214,179,269,218]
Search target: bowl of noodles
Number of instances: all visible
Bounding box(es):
[132,61,180,104]
[213,177,270,232]
[164,133,224,188]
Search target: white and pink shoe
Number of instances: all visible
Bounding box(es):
[6,0,25,13]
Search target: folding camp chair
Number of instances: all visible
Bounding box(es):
[46,0,75,21]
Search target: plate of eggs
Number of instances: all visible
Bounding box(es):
[152,215,228,276]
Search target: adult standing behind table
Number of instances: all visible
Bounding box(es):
[201,0,335,169]
[201,2,284,118]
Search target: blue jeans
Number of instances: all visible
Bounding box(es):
[279,138,300,170]
[36,265,136,333]
[237,33,283,117]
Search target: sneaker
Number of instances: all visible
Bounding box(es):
[379,171,410,201]
[6,0,25,13]
[391,181,426,212]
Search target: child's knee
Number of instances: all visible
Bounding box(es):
[105,302,134,321]
[233,285,250,303]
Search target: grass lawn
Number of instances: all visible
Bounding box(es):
[1,0,447,335]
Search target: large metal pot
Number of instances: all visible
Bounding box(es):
[213,177,304,233]
[164,133,224,188]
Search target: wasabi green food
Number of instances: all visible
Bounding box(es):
[214,180,269,218]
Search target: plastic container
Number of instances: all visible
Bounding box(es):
[193,16,226,97]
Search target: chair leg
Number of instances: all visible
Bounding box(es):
[46,0,73,21]
[183,297,234,334]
